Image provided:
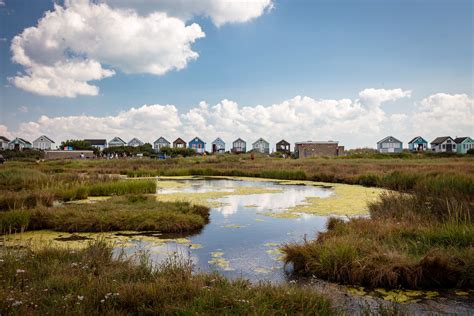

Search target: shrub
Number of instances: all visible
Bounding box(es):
[0,210,30,234]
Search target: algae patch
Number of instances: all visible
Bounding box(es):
[222,224,247,229]
[263,242,279,247]
[208,251,234,271]
[374,288,439,303]
[286,183,386,216]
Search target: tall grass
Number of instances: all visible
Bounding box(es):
[1,196,209,234]
[0,241,335,315]
[282,174,474,289]
[0,210,30,234]
[0,174,157,210]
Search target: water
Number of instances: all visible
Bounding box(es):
[125,178,335,282]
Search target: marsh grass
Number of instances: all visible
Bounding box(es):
[0,241,335,315]
[282,179,474,289]
[1,196,209,234]
[0,166,157,211]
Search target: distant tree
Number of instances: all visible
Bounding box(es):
[60,140,100,155]
[60,140,93,150]
[2,149,44,161]
[160,147,197,158]
[102,143,155,157]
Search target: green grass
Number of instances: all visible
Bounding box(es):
[0,168,157,210]
[0,241,335,315]
[1,195,209,234]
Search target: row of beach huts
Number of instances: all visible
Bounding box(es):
[0,135,473,158]
[377,136,474,154]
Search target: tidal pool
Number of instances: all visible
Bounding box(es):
[135,177,383,282]
[2,177,384,283]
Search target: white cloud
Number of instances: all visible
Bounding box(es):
[3,88,434,149]
[10,0,205,97]
[0,1,5,7]
[18,106,28,113]
[16,104,181,143]
[102,0,273,26]
[359,88,411,107]
[0,125,13,139]
[411,93,473,138]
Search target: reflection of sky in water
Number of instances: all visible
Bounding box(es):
[215,185,333,217]
[122,179,333,283]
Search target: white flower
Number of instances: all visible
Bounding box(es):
[77,296,84,301]
[16,269,26,274]
[12,300,23,307]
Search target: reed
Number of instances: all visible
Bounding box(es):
[282,177,474,289]
[0,241,334,315]
[2,196,209,234]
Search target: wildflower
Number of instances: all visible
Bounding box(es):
[16,269,26,274]
[100,299,105,303]
[236,299,250,304]
[12,300,23,307]
[77,295,84,301]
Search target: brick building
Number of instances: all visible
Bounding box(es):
[294,141,344,158]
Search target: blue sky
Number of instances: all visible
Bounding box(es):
[0,0,472,148]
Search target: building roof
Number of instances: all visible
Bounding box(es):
[109,137,126,144]
[295,140,338,145]
[9,137,32,145]
[34,135,55,143]
[252,138,269,146]
[212,137,225,144]
[430,136,453,145]
[0,136,10,142]
[408,136,427,144]
[84,139,106,146]
[173,137,186,144]
[232,138,246,144]
[154,137,170,144]
[189,137,205,144]
[377,136,402,144]
[128,137,144,144]
[276,139,290,145]
[454,137,471,144]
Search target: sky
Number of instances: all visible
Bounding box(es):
[0,0,472,150]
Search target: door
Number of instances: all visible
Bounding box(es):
[446,144,452,152]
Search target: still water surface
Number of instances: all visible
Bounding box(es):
[124,179,334,282]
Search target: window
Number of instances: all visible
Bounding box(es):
[442,144,445,149]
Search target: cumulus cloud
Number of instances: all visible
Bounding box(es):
[412,93,473,137]
[0,125,13,139]
[17,104,181,143]
[10,0,205,97]
[359,88,411,107]
[102,0,273,26]
[2,88,438,149]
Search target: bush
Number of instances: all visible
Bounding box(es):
[0,210,30,234]
[160,147,197,158]
[356,174,379,187]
